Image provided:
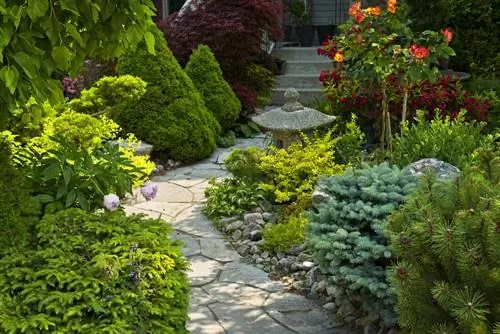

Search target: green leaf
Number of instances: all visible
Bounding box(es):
[62,167,72,186]
[66,189,77,208]
[0,65,19,94]
[144,31,156,55]
[51,46,73,70]
[12,52,39,79]
[27,0,49,20]
[65,23,84,47]
[59,0,80,16]
[76,191,89,211]
[42,163,60,181]
[9,5,23,29]
[34,194,55,204]
[56,182,67,200]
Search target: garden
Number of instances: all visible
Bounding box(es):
[0,0,498,333]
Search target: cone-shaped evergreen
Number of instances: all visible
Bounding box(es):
[307,163,418,325]
[387,144,500,333]
[113,28,220,162]
[185,44,241,131]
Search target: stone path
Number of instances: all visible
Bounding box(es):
[124,135,346,334]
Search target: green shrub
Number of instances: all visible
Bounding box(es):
[204,178,265,220]
[0,209,190,333]
[114,27,221,162]
[245,64,275,106]
[233,120,262,138]
[224,146,265,183]
[333,114,365,166]
[185,44,241,131]
[307,163,418,325]
[0,134,40,256]
[259,130,345,206]
[262,213,308,253]
[392,110,487,168]
[386,150,500,333]
[216,131,237,148]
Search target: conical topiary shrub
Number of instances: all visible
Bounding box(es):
[112,28,221,162]
[185,44,241,131]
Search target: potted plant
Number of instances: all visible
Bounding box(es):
[288,0,314,47]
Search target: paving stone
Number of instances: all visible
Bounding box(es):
[200,239,241,262]
[203,282,269,307]
[122,206,162,219]
[190,288,217,307]
[218,262,283,293]
[264,292,318,312]
[188,256,223,287]
[187,305,224,334]
[169,177,208,188]
[170,205,223,239]
[209,303,294,334]
[147,182,193,203]
[189,168,230,179]
[190,180,211,202]
[266,308,338,333]
[134,201,191,217]
[170,231,200,257]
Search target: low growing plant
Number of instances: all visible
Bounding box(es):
[224,146,265,183]
[262,212,308,254]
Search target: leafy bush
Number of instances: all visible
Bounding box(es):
[387,149,500,333]
[204,178,265,220]
[224,147,266,183]
[244,63,275,107]
[392,110,488,168]
[185,44,241,131]
[233,120,262,138]
[216,131,237,148]
[262,213,308,253]
[160,0,283,112]
[113,27,220,162]
[332,114,365,166]
[0,209,190,333]
[116,134,157,187]
[306,163,418,325]
[0,134,40,256]
[259,130,345,206]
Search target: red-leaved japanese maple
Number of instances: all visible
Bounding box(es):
[158,0,283,112]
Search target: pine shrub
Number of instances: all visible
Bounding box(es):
[306,163,418,325]
[0,209,190,333]
[185,44,241,131]
[113,27,221,162]
[386,144,500,333]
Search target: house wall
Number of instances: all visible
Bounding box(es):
[311,0,351,26]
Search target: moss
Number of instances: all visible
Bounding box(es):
[185,44,241,131]
[114,28,220,162]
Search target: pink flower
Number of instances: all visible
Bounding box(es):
[140,182,158,201]
[104,194,120,211]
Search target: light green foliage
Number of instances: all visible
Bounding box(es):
[224,147,266,183]
[0,136,40,256]
[333,114,365,166]
[387,147,500,333]
[69,75,147,115]
[392,110,488,168]
[32,142,145,213]
[0,0,156,128]
[185,44,241,131]
[114,27,221,162]
[117,134,156,187]
[204,178,265,220]
[306,163,418,325]
[259,130,345,206]
[0,209,190,333]
[262,213,308,253]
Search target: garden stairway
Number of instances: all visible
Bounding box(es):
[271,47,331,105]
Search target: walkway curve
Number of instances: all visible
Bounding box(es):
[124,135,347,334]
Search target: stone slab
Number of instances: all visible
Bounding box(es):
[203,282,269,307]
[170,205,223,239]
[218,262,283,293]
[134,201,191,217]
[188,255,223,287]
[191,287,217,307]
[148,182,193,203]
[200,239,241,262]
[266,308,338,333]
[170,231,201,257]
[264,292,318,312]
[187,305,225,334]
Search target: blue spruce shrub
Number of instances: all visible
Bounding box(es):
[0,209,190,333]
[113,27,220,162]
[306,162,418,325]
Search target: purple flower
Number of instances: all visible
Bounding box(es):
[129,270,138,281]
[140,182,158,201]
[103,194,120,211]
[131,245,138,252]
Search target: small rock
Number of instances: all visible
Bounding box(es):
[250,244,260,254]
[288,245,303,255]
[232,230,242,240]
[316,280,327,294]
[408,158,460,179]
[167,159,176,168]
[242,228,251,239]
[291,281,303,290]
[249,223,261,231]
[155,164,165,173]
[174,161,182,168]
[255,257,264,264]
[237,244,250,255]
[386,329,399,334]
[219,216,238,226]
[252,253,260,260]
[271,257,278,265]
[312,188,332,206]
[262,212,274,222]
[261,251,269,259]
[337,300,356,317]
[250,230,263,241]
[276,252,286,260]
[226,220,244,232]
[327,286,344,300]
[290,262,302,272]
[244,212,263,225]
[322,302,337,311]
[302,261,315,270]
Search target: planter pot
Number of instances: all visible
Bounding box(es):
[438,58,450,70]
[274,58,286,75]
[295,25,315,47]
[316,25,336,44]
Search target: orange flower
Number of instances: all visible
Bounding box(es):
[442,28,453,44]
[410,44,429,60]
[387,0,397,13]
[349,2,362,16]
[364,6,381,15]
[334,51,344,62]
[353,10,366,24]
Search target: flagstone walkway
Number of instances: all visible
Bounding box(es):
[124,135,348,334]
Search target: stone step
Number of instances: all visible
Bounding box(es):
[284,60,331,75]
[274,74,322,89]
[272,47,326,62]
[271,87,325,105]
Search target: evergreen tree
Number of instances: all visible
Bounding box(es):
[386,143,500,334]
[307,163,418,325]
[185,44,241,131]
[112,28,221,162]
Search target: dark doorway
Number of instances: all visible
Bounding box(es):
[169,0,186,14]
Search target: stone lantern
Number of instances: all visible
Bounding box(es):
[252,88,336,148]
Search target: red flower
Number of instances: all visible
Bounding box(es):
[442,28,453,44]
[353,10,366,24]
[349,2,362,16]
[410,44,429,60]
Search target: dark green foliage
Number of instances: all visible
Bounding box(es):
[216,131,237,148]
[307,163,418,325]
[0,209,190,333]
[387,145,500,333]
[224,146,265,184]
[185,44,241,131]
[204,178,265,220]
[233,120,261,138]
[113,27,221,162]
[262,213,308,253]
[0,136,40,255]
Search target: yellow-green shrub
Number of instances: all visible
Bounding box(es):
[117,134,156,187]
[262,213,308,253]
